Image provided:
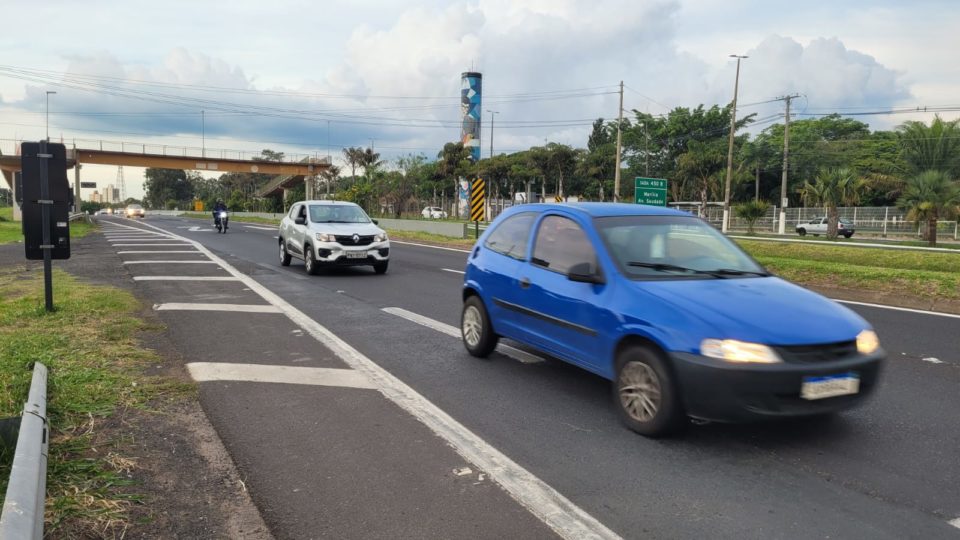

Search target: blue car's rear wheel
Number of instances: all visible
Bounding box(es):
[614,346,685,437]
[461,296,498,358]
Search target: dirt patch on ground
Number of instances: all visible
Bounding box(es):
[0,235,272,539]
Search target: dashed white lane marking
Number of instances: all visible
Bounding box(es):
[133,219,617,540]
[391,240,472,254]
[442,268,466,275]
[390,239,960,320]
[382,307,544,365]
[949,517,960,529]
[922,357,945,364]
[123,260,217,265]
[112,243,193,247]
[833,299,960,320]
[134,276,240,282]
[110,238,181,242]
[245,225,277,231]
[154,303,282,313]
[186,362,376,389]
[117,250,200,254]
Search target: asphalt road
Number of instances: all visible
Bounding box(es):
[108,215,960,539]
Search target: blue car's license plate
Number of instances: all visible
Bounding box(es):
[800,372,860,400]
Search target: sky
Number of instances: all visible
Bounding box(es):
[1,0,957,199]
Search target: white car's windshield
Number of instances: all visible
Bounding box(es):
[596,215,768,279]
[309,204,371,224]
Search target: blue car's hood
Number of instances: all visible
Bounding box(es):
[635,276,869,346]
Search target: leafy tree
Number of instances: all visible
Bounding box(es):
[437,142,473,214]
[545,143,578,197]
[734,199,769,234]
[740,134,776,201]
[254,149,286,162]
[896,170,960,246]
[317,165,341,198]
[677,139,728,215]
[342,147,365,183]
[798,167,868,239]
[358,147,383,181]
[144,168,193,209]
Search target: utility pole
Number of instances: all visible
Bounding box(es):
[487,110,499,159]
[614,80,624,203]
[642,122,650,176]
[722,55,747,233]
[777,93,800,234]
[45,91,56,141]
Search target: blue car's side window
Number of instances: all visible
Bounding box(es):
[484,213,536,260]
[531,215,597,275]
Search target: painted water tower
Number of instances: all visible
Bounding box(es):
[460,71,482,162]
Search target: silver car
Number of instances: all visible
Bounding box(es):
[278,201,390,275]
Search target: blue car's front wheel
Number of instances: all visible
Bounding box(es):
[461,296,498,358]
[614,346,685,437]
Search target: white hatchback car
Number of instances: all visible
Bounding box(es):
[279,201,390,275]
[421,206,448,219]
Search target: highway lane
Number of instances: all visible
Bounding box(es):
[140,215,960,538]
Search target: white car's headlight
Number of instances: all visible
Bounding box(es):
[700,339,782,364]
[374,232,388,242]
[316,233,334,242]
[856,330,880,355]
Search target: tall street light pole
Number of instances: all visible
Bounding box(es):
[45,91,56,141]
[201,110,205,158]
[722,54,747,233]
[487,110,499,159]
[614,80,624,202]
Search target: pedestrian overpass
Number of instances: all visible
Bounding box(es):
[0,141,330,218]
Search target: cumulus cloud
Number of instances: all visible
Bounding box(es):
[0,1,914,162]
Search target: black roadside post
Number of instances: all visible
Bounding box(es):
[21,141,71,312]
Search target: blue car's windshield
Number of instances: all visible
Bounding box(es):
[309,204,371,224]
[595,215,768,279]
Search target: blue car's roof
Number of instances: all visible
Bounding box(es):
[512,202,691,218]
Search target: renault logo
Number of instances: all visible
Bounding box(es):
[352,234,360,243]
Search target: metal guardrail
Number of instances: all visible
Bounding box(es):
[0,362,49,540]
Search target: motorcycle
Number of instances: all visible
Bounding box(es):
[214,211,229,233]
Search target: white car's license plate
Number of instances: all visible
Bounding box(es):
[345,251,368,259]
[800,372,860,400]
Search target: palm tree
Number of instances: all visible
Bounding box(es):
[342,147,364,183]
[798,167,868,239]
[357,147,382,181]
[896,170,960,246]
[740,136,774,201]
[734,199,769,234]
[897,116,960,176]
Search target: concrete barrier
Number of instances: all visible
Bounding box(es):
[375,218,469,238]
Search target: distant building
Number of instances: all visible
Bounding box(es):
[105,184,120,203]
[90,190,102,203]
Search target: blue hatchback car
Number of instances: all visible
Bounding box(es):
[461,203,884,437]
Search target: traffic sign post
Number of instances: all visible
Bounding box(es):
[470,178,486,239]
[634,177,668,206]
[21,141,71,312]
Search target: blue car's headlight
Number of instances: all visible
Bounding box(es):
[700,339,782,364]
[856,330,880,355]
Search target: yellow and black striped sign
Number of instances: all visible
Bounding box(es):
[470,178,486,222]
[554,195,563,203]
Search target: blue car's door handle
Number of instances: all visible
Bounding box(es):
[519,277,531,289]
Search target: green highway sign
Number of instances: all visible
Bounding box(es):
[634,177,668,206]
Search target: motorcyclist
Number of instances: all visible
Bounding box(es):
[212,199,228,229]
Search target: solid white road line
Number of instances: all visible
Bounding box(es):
[123,260,217,265]
[442,268,466,275]
[154,303,282,313]
[729,235,960,253]
[133,219,619,540]
[117,250,200,254]
[391,240,472,254]
[833,299,960,320]
[134,276,240,281]
[186,362,376,389]
[245,225,277,231]
[382,307,544,365]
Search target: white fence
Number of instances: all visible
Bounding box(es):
[670,204,960,240]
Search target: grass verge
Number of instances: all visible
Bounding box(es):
[0,268,192,536]
[386,229,475,249]
[737,240,960,274]
[0,206,96,245]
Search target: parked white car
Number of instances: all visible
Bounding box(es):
[421,206,448,219]
[796,217,855,238]
[278,201,390,275]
